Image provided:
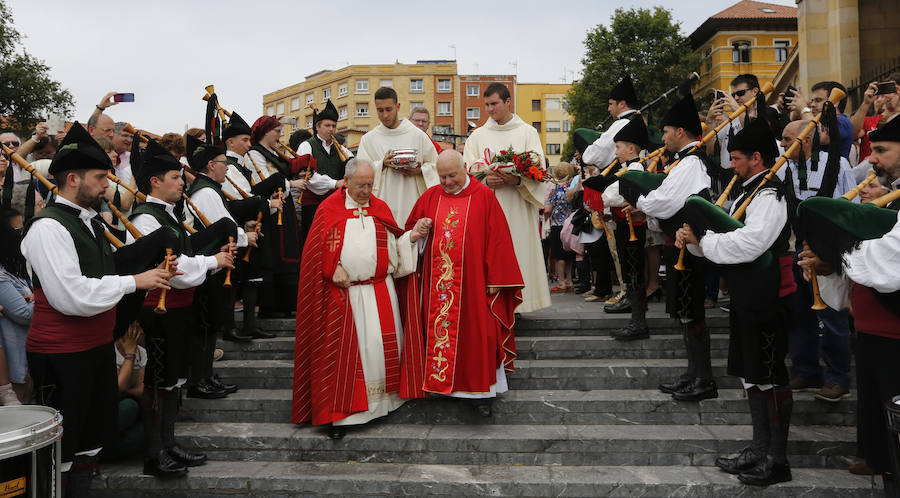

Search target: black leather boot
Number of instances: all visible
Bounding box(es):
[613,288,649,341]
[603,295,631,313]
[167,445,207,467]
[186,378,228,399]
[660,323,696,394]
[209,373,238,395]
[143,449,188,479]
[716,387,769,474]
[737,455,792,486]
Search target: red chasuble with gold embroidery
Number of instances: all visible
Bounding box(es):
[292,189,425,425]
[406,176,524,395]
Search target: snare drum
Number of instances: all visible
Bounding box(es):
[0,406,63,498]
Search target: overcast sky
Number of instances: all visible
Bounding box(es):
[10,0,795,134]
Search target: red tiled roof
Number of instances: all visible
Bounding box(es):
[711,0,797,19]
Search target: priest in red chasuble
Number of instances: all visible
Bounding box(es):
[292,158,432,439]
[406,150,524,417]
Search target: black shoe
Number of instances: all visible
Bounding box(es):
[612,322,649,341]
[143,450,188,479]
[672,379,718,402]
[186,379,228,399]
[167,445,207,467]
[249,327,276,339]
[737,456,792,486]
[222,327,254,342]
[604,296,632,314]
[658,377,691,394]
[574,285,591,295]
[715,447,763,475]
[328,425,346,440]
[208,374,238,395]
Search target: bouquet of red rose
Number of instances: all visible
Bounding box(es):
[470,146,550,183]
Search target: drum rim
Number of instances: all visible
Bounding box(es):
[0,405,63,460]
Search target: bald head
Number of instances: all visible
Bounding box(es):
[89,114,115,140]
[779,120,812,161]
[437,150,467,194]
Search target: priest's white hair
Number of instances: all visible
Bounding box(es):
[345,157,372,180]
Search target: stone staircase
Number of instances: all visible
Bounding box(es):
[92,295,881,496]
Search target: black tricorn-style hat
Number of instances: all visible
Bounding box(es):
[868,113,900,143]
[660,94,702,138]
[48,122,113,176]
[314,99,339,126]
[608,75,639,107]
[186,134,226,172]
[135,139,184,193]
[727,117,779,164]
[613,116,649,150]
[223,111,251,141]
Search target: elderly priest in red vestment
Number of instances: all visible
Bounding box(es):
[292,158,432,439]
[406,150,524,417]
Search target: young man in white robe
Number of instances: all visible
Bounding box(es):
[357,86,439,225]
[462,82,551,313]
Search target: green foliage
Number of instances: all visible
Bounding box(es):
[0,1,74,132]
[561,7,700,161]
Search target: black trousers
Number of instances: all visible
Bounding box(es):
[191,270,229,382]
[27,343,117,465]
[585,237,613,296]
[856,332,900,474]
[139,306,194,389]
[663,245,706,322]
[614,220,646,290]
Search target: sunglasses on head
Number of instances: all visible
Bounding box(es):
[2,141,20,147]
[732,89,750,98]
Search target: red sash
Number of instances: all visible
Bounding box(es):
[26,289,115,354]
[144,287,196,309]
[851,284,900,339]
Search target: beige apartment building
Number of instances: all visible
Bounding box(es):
[515,83,573,165]
[262,61,460,149]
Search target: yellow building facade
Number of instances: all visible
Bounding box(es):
[263,61,459,149]
[515,83,573,165]
[689,0,798,96]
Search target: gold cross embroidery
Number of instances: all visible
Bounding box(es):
[325,228,341,253]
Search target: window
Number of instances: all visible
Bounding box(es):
[546,98,561,110]
[266,106,275,116]
[380,79,393,88]
[276,102,284,115]
[306,117,313,128]
[562,120,572,132]
[437,102,452,116]
[355,79,369,94]
[546,144,561,155]
[532,100,541,111]
[322,88,331,101]
[732,41,751,63]
[291,97,300,111]
[356,103,369,117]
[532,121,541,132]
[467,85,480,97]
[774,40,790,62]
[546,121,561,132]
[466,107,480,119]
[306,93,314,106]
[410,79,423,93]
[437,79,451,93]
[410,101,424,110]
[338,106,348,120]
[338,83,348,97]
[703,47,713,73]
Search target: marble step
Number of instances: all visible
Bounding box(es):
[178,389,856,426]
[162,422,856,468]
[246,313,731,337]
[214,358,856,391]
[219,334,734,361]
[91,461,880,497]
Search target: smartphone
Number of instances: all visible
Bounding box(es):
[875,82,897,95]
[113,93,135,103]
[715,90,727,100]
[46,113,65,136]
[784,85,797,101]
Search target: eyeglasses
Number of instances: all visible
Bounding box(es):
[731,89,750,98]
[2,141,20,147]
